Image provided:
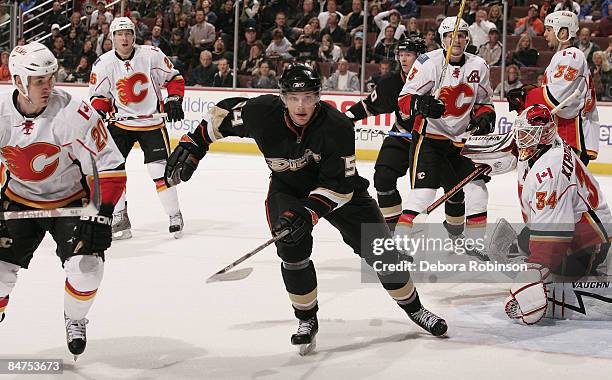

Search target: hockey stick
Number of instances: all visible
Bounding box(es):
[434,0,468,99]
[105,113,168,123]
[206,229,290,283]
[550,89,581,115]
[355,128,413,139]
[0,154,101,220]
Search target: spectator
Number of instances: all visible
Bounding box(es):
[423,28,440,51]
[66,56,91,83]
[318,0,344,29]
[594,3,612,36]
[0,51,9,81]
[212,58,233,87]
[66,12,87,40]
[320,13,347,45]
[605,35,612,65]
[373,9,405,45]
[394,0,418,20]
[478,27,502,66]
[368,4,381,35]
[97,23,111,56]
[151,26,171,54]
[373,25,398,63]
[434,14,445,45]
[514,4,544,37]
[189,9,216,51]
[308,17,322,41]
[45,24,63,49]
[494,64,523,98]
[469,10,496,49]
[130,12,150,44]
[250,60,279,88]
[81,39,98,66]
[367,60,391,90]
[240,43,265,74]
[188,50,217,86]
[463,0,479,25]
[239,27,260,62]
[578,0,593,20]
[200,0,217,24]
[592,50,612,100]
[292,0,317,28]
[574,27,600,67]
[46,1,69,27]
[264,12,296,45]
[405,17,421,38]
[137,0,159,18]
[603,0,610,17]
[164,3,184,31]
[345,32,372,63]
[176,0,193,16]
[510,34,538,67]
[324,59,359,91]
[216,0,236,34]
[488,4,505,33]
[340,0,364,34]
[175,14,191,41]
[91,1,113,27]
[292,25,320,59]
[52,36,75,71]
[318,33,343,62]
[65,28,83,58]
[19,0,36,16]
[266,28,293,59]
[212,37,234,63]
[540,1,553,19]
[167,31,193,73]
[240,0,260,27]
[554,0,580,15]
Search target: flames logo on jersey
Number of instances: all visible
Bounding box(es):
[0,143,61,182]
[116,72,149,106]
[438,83,475,118]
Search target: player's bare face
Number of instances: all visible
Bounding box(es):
[443,32,467,59]
[18,74,55,113]
[398,51,417,74]
[544,26,558,48]
[283,91,320,126]
[114,30,135,58]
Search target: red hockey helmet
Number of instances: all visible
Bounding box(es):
[513,104,557,161]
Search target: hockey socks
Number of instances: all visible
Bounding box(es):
[281,259,318,320]
[64,256,103,320]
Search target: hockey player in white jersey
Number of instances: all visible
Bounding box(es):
[505,104,611,325]
[0,42,126,358]
[396,16,495,259]
[89,17,186,240]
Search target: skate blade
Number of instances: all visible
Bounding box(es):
[73,354,80,362]
[297,337,316,356]
[206,268,254,283]
[112,230,132,240]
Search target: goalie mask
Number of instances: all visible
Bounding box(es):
[513,105,557,161]
[9,42,58,99]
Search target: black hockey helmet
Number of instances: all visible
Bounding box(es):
[279,64,321,94]
[396,36,427,59]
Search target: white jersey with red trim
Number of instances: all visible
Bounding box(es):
[89,45,183,130]
[543,46,590,120]
[518,138,611,261]
[0,89,125,209]
[398,49,493,141]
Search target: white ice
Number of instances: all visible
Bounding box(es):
[1,150,612,380]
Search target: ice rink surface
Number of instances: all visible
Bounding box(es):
[1,150,612,380]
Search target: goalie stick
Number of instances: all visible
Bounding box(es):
[0,153,101,220]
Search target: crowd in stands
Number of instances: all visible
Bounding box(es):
[0,0,611,99]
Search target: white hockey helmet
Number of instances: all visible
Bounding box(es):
[109,16,136,48]
[438,16,470,50]
[544,11,579,43]
[9,42,58,98]
[513,104,557,161]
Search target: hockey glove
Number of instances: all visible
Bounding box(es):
[414,95,445,119]
[164,95,185,122]
[466,111,496,136]
[72,206,113,254]
[0,221,12,249]
[506,84,538,113]
[165,135,206,187]
[272,208,316,246]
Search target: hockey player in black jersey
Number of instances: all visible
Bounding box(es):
[164,64,447,355]
[345,37,427,230]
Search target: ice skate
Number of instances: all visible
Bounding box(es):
[169,211,184,239]
[406,307,447,337]
[64,315,88,361]
[112,209,132,240]
[291,316,318,356]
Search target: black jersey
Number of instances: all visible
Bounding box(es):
[346,70,414,132]
[189,94,370,218]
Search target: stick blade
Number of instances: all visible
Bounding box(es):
[206,267,254,283]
